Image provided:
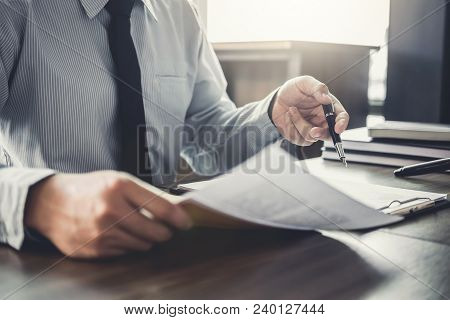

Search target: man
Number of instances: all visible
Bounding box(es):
[0,0,349,258]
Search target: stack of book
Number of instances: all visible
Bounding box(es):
[322,121,450,167]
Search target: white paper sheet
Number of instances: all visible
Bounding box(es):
[183,144,414,231]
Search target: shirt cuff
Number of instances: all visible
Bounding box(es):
[24,226,51,245]
[0,167,55,250]
[267,89,279,126]
[253,88,282,145]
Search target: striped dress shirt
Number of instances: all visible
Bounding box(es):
[0,0,280,249]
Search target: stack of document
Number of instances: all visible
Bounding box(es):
[323,126,450,167]
[368,121,450,141]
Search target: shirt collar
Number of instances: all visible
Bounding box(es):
[79,0,158,21]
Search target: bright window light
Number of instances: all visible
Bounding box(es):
[207,0,390,46]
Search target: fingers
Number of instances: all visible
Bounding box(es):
[111,228,155,252]
[116,199,173,243]
[283,96,349,143]
[335,115,349,134]
[310,114,348,140]
[85,199,168,257]
[93,249,127,259]
[283,112,304,145]
[310,127,330,140]
[122,179,193,230]
[288,107,317,146]
[330,94,350,134]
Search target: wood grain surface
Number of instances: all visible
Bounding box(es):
[1,159,449,299]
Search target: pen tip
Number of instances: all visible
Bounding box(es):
[342,158,348,168]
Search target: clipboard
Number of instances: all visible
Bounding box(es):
[318,177,448,217]
[171,144,448,231]
[173,175,448,230]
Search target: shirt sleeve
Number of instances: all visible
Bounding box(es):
[0,2,19,112]
[182,8,281,176]
[0,57,8,110]
[0,166,55,249]
[0,5,55,250]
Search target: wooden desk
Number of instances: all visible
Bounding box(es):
[1,159,449,299]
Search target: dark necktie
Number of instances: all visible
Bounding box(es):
[106,0,152,183]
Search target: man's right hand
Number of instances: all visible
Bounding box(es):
[24,171,193,259]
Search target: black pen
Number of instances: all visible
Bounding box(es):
[322,101,347,167]
[394,158,450,177]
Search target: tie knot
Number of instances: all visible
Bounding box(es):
[106,0,136,18]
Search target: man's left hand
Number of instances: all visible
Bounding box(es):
[272,76,350,146]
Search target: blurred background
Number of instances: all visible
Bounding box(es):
[190,0,450,158]
[192,0,389,127]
